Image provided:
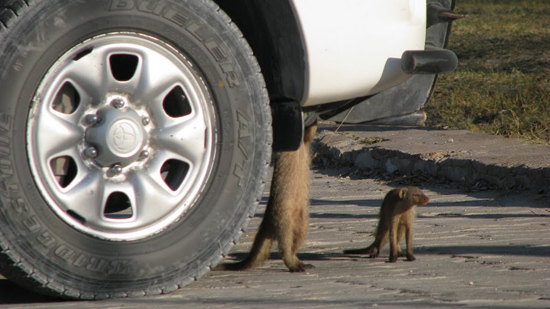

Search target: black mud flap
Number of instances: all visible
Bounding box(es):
[271,100,303,151]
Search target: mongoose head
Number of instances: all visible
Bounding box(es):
[398,186,430,206]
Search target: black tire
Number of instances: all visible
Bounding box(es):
[0,0,271,299]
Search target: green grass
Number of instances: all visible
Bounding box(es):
[425,0,550,144]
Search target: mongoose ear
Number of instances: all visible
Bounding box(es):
[398,188,407,199]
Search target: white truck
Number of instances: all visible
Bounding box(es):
[0,0,460,299]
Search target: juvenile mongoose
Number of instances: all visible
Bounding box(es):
[218,121,318,272]
[344,186,429,262]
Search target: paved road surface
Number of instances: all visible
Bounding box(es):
[1,167,548,308]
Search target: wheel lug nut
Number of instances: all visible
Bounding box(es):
[139,150,150,160]
[109,164,123,175]
[84,147,98,158]
[142,117,151,126]
[85,114,99,126]
[111,98,125,109]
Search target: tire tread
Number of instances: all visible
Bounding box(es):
[0,0,29,28]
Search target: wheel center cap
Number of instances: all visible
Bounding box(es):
[85,107,148,167]
[108,119,143,157]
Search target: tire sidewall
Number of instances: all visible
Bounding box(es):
[0,0,267,296]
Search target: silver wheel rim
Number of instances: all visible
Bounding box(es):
[27,33,216,241]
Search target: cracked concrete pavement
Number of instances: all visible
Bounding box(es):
[314,122,550,193]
